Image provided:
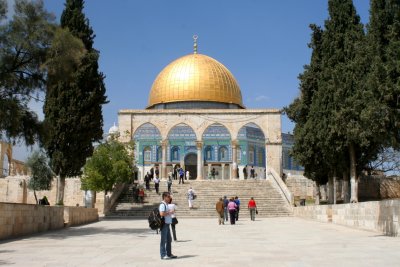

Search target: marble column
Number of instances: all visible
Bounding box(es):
[208,164,212,179]
[231,140,238,179]
[161,140,168,180]
[221,163,226,180]
[196,141,203,180]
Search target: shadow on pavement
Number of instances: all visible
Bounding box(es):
[175,255,197,259]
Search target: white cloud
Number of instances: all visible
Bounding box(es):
[254,95,270,102]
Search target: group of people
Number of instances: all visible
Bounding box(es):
[171,166,189,184]
[216,196,258,225]
[242,165,257,179]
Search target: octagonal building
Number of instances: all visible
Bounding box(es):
[117,40,284,181]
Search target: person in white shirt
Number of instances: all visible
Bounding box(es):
[159,192,177,260]
[154,177,160,194]
[186,170,190,180]
[168,197,178,241]
[187,187,195,209]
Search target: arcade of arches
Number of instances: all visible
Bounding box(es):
[119,109,283,180]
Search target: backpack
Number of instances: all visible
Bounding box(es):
[148,203,166,230]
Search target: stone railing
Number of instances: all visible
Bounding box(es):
[269,168,294,206]
[64,206,99,227]
[293,200,400,237]
[0,203,99,240]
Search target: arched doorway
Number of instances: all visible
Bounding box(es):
[184,153,197,180]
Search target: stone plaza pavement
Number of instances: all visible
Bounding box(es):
[1,217,399,267]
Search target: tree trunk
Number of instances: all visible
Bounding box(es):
[314,181,320,205]
[342,171,350,203]
[333,171,337,204]
[56,175,66,205]
[328,176,334,204]
[34,190,38,204]
[349,143,358,203]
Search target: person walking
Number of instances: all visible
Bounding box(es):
[159,192,177,260]
[248,197,257,221]
[215,198,225,225]
[138,187,145,203]
[186,170,190,180]
[234,196,241,221]
[227,198,237,225]
[223,196,229,222]
[250,166,255,178]
[211,168,216,179]
[144,172,151,190]
[168,197,178,241]
[167,176,172,193]
[187,186,195,209]
[154,176,160,194]
[179,168,185,184]
[243,165,248,179]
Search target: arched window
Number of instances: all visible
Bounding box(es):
[157,146,162,162]
[171,146,180,161]
[143,147,152,162]
[237,146,241,163]
[204,146,213,161]
[248,145,255,165]
[257,147,264,166]
[219,146,228,161]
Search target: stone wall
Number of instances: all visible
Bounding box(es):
[0,176,119,216]
[0,203,99,240]
[0,176,85,207]
[286,174,400,203]
[64,207,99,227]
[0,203,64,240]
[293,200,400,237]
[285,175,315,200]
[359,175,400,200]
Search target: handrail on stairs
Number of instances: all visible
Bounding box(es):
[268,168,294,206]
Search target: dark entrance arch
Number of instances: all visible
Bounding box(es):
[184,153,197,180]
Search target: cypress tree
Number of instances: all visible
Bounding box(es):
[285,24,330,203]
[367,0,400,148]
[44,0,107,204]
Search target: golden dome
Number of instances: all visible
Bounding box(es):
[147,53,244,108]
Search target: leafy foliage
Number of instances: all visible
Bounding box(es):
[26,150,53,203]
[81,140,135,192]
[0,0,85,145]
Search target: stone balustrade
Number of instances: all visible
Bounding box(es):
[293,200,400,237]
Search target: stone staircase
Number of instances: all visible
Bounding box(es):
[107,179,293,218]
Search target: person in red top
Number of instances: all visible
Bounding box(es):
[248,197,257,221]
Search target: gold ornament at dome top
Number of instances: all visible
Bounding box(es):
[148,54,244,108]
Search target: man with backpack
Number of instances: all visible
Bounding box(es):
[159,192,178,260]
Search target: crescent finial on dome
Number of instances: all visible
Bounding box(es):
[193,35,198,54]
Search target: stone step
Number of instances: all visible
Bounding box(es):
[107,180,293,218]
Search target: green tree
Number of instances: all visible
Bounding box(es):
[44,0,107,205]
[367,0,400,148]
[285,24,330,202]
[0,0,85,145]
[315,0,379,203]
[81,140,135,193]
[26,151,53,204]
[287,0,387,203]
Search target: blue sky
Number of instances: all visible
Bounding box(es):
[12,0,370,160]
